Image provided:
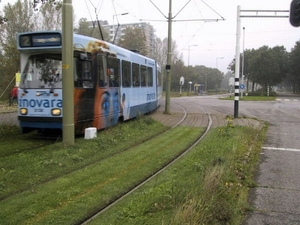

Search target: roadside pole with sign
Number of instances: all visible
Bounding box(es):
[240,83,245,98]
[179,76,184,96]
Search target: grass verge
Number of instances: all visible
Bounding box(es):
[221,96,276,101]
[88,123,267,225]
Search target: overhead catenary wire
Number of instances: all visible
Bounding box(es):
[201,0,225,20]
[84,0,105,40]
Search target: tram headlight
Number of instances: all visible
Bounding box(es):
[51,108,61,116]
[20,108,28,115]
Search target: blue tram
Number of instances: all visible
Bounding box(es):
[17,31,162,134]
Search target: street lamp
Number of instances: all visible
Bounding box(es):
[216,57,224,70]
[188,44,197,67]
[113,12,129,42]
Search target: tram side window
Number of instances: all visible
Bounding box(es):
[147,67,153,87]
[122,60,131,87]
[141,65,147,87]
[75,60,93,88]
[132,63,140,87]
[107,57,120,87]
[97,54,106,87]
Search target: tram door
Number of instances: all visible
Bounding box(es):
[74,54,95,132]
[93,54,121,129]
[106,57,121,126]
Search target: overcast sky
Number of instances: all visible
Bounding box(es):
[1,0,299,73]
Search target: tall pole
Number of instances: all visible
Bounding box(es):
[164,0,172,114]
[241,27,245,98]
[62,0,74,145]
[234,5,241,118]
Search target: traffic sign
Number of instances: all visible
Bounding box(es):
[180,76,184,86]
[240,84,245,89]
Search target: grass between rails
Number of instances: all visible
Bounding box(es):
[0,117,166,200]
[89,121,268,225]
[0,117,203,224]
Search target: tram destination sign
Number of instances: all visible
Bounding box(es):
[19,33,62,48]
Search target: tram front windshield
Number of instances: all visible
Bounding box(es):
[20,54,62,89]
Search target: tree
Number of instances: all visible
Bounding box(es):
[77,18,92,36]
[152,37,182,91]
[289,41,300,93]
[228,45,289,94]
[38,1,62,30]
[117,26,148,56]
[76,18,109,41]
[250,46,288,92]
[153,37,165,67]
[0,0,63,100]
[170,59,185,91]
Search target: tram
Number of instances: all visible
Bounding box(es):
[17,31,162,134]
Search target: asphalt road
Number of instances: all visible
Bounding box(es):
[241,94,300,225]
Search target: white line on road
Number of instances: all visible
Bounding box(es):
[276,99,299,102]
[262,147,300,152]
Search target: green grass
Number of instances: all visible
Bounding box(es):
[164,91,227,98]
[88,122,267,225]
[221,95,276,101]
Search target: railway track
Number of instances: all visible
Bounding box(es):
[0,101,215,224]
[80,101,213,224]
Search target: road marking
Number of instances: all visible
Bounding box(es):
[262,147,300,152]
[269,132,288,135]
[276,99,299,102]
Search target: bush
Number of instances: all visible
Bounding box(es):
[247,89,277,97]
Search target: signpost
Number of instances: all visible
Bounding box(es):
[179,76,184,96]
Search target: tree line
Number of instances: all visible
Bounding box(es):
[228,43,300,94]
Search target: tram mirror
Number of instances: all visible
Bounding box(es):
[79,53,87,60]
